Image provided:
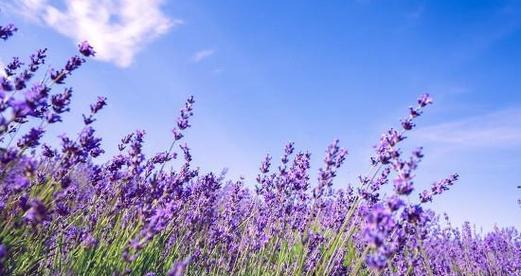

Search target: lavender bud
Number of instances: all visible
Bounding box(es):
[0,24,17,41]
[78,41,96,57]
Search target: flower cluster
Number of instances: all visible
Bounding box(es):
[419,173,459,203]
[0,22,519,276]
[0,24,17,41]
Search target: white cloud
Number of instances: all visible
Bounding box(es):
[4,0,181,67]
[416,108,521,148]
[192,49,214,63]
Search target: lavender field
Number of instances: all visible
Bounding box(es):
[2,9,521,276]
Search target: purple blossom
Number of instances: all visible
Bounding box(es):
[0,244,6,259]
[28,48,47,72]
[81,233,98,249]
[0,243,6,273]
[387,195,404,211]
[0,26,515,275]
[0,24,17,40]
[127,129,145,177]
[171,96,195,140]
[79,127,104,158]
[363,202,401,270]
[1,76,13,91]
[23,199,48,225]
[90,96,107,114]
[0,148,18,164]
[373,129,403,165]
[78,41,96,57]
[17,127,45,148]
[179,143,192,163]
[401,204,425,224]
[65,56,85,72]
[420,173,459,203]
[177,96,195,130]
[12,175,30,192]
[418,93,433,107]
[4,57,24,77]
[313,139,348,201]
[51,88,73,114]
[82,96,107,125]
[366,254,388,270]
[50,55,86,84]
[167,257,191,276]
[24,84,50,110]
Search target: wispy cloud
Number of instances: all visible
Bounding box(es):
[191,49,215,63]
[416,108,521,148]
[3,0,181,67]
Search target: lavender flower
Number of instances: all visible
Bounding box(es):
[168,257,191,276]
[79,127,104,158]
[78,41,96,57]
[0,244,6,273]
[51,88,73,114]
[420,174,459,203]
[28,48,47,72]
[23,199,48,225]
[313,139,348,201]
[82,96,107,125]
[17,127,45,148]
[0,24,17,40]
[25,84,50,110]
[0,24,516,275]
[417,93,433,107]
[362,202,400,270]
[4,57,24,77]
[90,96,107,114]
[81,233,98,249]
[0,244,6,259]
[50,49,90,84]
[171,96,195,140]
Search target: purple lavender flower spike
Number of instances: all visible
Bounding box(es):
[418,93,433,107]
[0,24,17,40]
[0,244,6,273]
[420,173,459,203]
[363,202,401,271]
[64,56,85,72]
[90,96,107,114]
[83,96,107,125]
[81,233,98,249]
[51,88,73,114]
[1,76,13,91]
[17,127,45,149]
[50,54,86,84]
[78,41,96,57]
[29,48,47,72]
[314,139,348,200]
[0,244,6,259]
[167,257,191,276]
[23,199,48,225]
[171,96,195,141]
[4,57,24,77]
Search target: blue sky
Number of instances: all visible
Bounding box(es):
[1,0,520,231]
